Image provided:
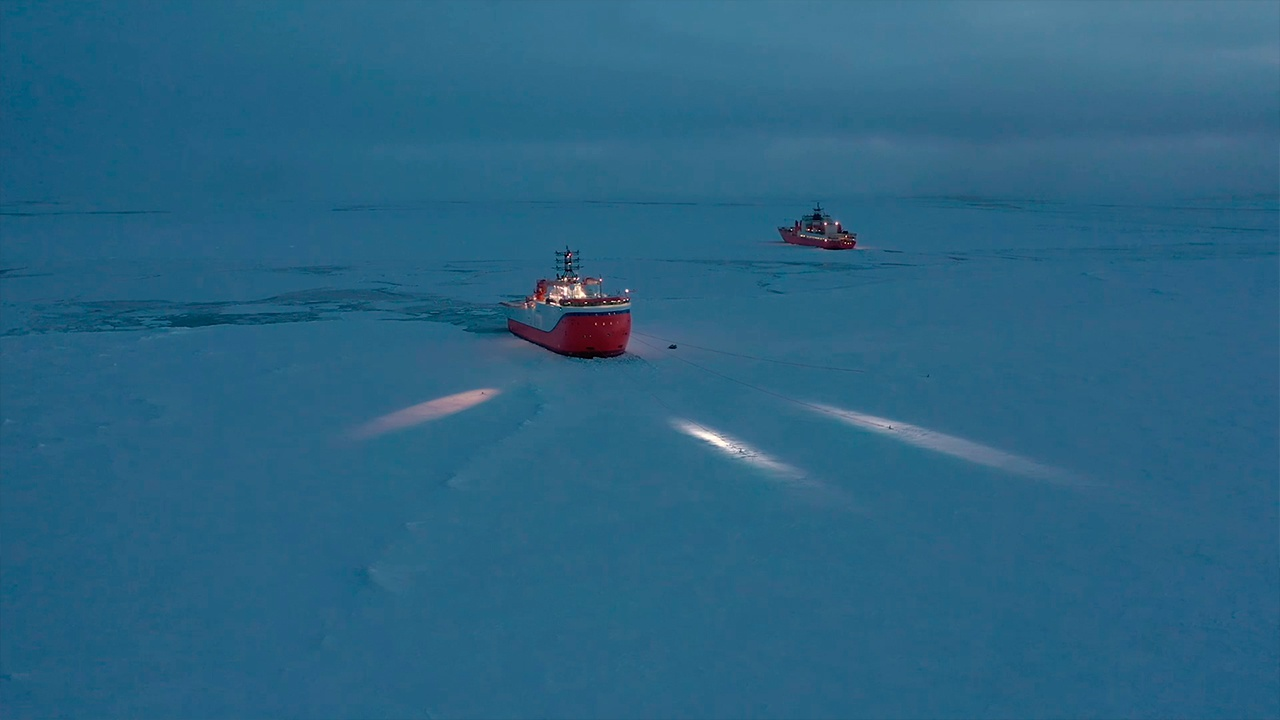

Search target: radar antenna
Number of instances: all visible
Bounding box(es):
[555,246,580,280]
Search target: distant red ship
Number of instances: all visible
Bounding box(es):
[500,248,631,358]
[778,202,857,249]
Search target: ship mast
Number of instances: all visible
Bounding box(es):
[555,246,580,280]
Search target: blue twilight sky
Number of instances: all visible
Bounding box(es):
[1,0,1277,206]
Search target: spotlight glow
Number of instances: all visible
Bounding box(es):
[808,402,1086,486]
[350,388,501,440]
[671,418,806,483]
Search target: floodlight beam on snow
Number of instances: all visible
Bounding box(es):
[670,418,807,484]
[807,402,1087,486]
[349,388,501,440]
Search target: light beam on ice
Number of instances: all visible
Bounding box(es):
[807,403,1087,486]
[349,388,501,440]
[671,418,807,484]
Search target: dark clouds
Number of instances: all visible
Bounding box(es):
[2,0,1276,204]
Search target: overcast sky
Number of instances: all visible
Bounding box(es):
[2,0,1277,205]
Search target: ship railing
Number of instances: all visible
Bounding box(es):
[549,296,630,307]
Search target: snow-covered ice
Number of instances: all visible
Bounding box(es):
[1,197,1276,718]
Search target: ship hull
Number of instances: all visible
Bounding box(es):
[778,227,856,250]
[503,302,631,358]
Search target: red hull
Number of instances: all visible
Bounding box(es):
[508,311,632,358]
[778,227,856,250]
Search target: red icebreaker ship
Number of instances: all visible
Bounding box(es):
[778,202,857,249]
[501,248,632,358]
